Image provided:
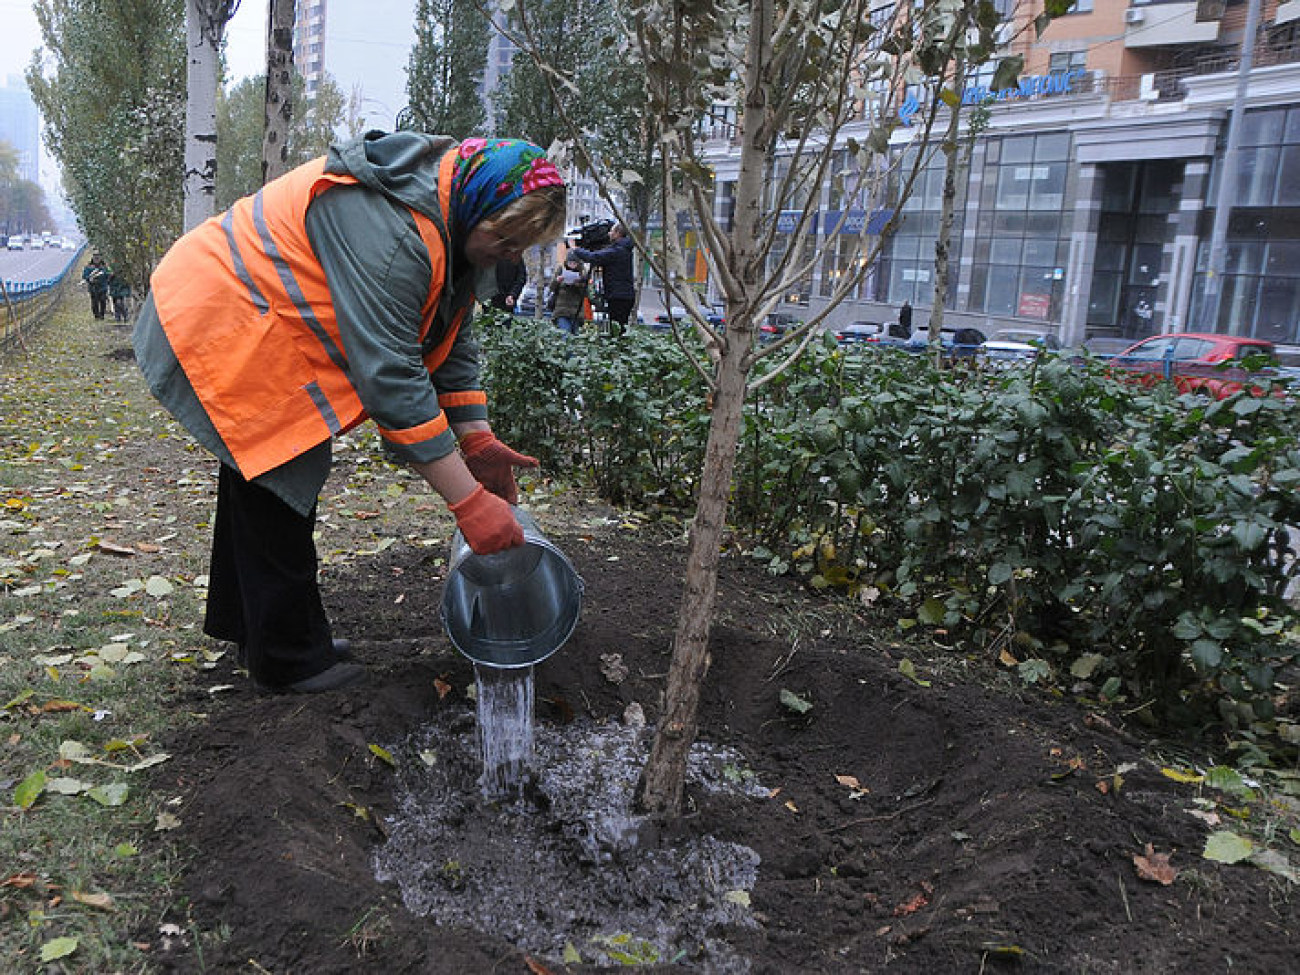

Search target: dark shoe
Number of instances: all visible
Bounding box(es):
[256,662,366,695]
[236,638,353,669]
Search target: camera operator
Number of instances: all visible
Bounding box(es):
[571,222,635,338]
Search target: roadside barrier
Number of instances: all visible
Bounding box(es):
[1,246,86,355]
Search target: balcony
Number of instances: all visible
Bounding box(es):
[1124,2,1222,48]
[1103,38,1300,102]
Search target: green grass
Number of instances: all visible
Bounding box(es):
[0,297,218,973]
[1,271,460,974]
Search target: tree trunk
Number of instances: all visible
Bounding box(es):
[636,0,774,818]
[928,73,962,366]
[637,345,749,814]
[262,0,296,183]
[183,1,227,231]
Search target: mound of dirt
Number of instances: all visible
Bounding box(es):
[151,516,1294,973]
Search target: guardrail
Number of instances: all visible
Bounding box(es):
[1,246,86,354]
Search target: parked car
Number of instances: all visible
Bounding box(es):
[760,312,799,343]
[905,326,986,356]
[649,306,724,332]
[834,321,883,345]
[6,235,25,251]
[835,320,912,349]
[1108,332,1279,399]
[982,328,1061,361]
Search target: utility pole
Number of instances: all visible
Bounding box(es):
[1201,0,1262,334]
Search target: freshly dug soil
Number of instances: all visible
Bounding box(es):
[150,509,1296,973]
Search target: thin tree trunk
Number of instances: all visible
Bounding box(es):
[183,1,226,231]
[636,0,774,818]
[637,349,748,813]
[263,0,296,183]
[928,70,962,366]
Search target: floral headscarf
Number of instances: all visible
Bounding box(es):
[449,138,565,233]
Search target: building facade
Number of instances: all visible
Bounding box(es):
[0,76,41,185]
[702,0,1300,350]
[292,0,416,129]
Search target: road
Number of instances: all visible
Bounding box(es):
[0,246,81,284]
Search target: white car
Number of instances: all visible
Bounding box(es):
[6,236,24,251]
[982,328,1061,361]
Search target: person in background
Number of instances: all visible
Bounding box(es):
[108,271,132,323]
[549,253,589,336]
[897,299,913,337]
[570,223,635,337]
[134,133,566,694]
[82,252,111,319]
[491,256,528,318]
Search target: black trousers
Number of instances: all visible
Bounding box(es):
[90,291,107,319]
[605,296,634,337]
[204,464,334,686]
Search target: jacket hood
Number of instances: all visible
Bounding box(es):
[326,130,458,224]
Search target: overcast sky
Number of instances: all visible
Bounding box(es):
[1,0,270,89]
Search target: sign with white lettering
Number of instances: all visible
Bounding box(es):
[898,70,1089,126]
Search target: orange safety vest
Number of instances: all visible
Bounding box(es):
[152,148,477,480]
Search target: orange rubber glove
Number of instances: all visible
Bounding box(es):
[449,485,524,554]
[459,430,539,505]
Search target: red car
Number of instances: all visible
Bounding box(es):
[1109,332,1278,400]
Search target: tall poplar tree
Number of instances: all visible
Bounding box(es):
[407,0,490,137]
[29,0,186,292]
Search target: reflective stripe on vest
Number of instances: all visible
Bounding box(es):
[152,149,465,479]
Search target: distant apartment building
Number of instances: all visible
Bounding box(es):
[292,0,416,130]
[701,0,1300,349]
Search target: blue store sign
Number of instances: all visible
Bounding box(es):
[898,69,1088,126]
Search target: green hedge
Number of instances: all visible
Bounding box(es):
[480,317,1300,724]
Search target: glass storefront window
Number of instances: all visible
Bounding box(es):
[1023,238,1057,266]
[991,238,1022,264]
[1002,136,1035,165]
[1279,146,1300,207]
[1036,133,1071,161]
[1128,244,1162,286]
[1241,108,1285,147]
[1088,272,1121,326]
[1236,147,1280,207]
[1029,161,1068,209]
[996,166,1032,208]
[1257,274,1299,344]
[1225,241,1264,275]
[1286,106,1300,145]
[969,133,1072,317]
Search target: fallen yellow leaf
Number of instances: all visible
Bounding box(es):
[71,890,116,911]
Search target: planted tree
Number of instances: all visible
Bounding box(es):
[507,0,1060,817]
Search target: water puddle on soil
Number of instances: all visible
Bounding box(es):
[373,703,767,971]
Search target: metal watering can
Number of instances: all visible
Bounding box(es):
[440,506,583,669]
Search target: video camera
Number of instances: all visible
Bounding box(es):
[568,218,614,250]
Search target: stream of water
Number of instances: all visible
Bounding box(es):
[474,664,535,800]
